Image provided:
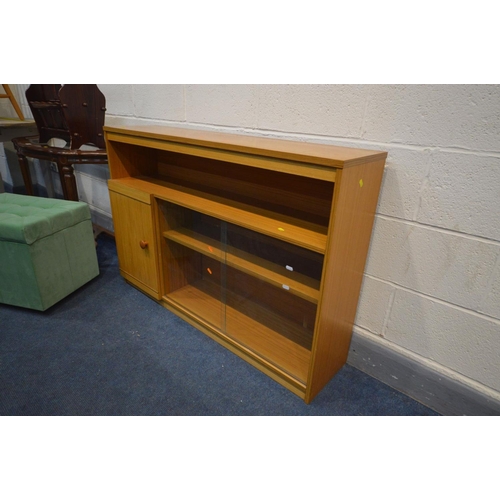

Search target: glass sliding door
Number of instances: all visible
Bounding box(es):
[161,202,226,331]
[223,223,323,383]
[159,200,325,385]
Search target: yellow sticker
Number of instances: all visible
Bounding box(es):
[359,179,364,188]
[278,227,285,232]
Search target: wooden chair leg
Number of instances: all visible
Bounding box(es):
[17,153,34,196]
[57,158,79,201]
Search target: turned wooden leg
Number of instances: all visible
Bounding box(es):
[17,153,34,196]
[57,159,79,201]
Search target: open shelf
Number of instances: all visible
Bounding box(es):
[163,227,321,304]
[108,174,329,254]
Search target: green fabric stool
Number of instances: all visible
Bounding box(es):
[0,193,99,311]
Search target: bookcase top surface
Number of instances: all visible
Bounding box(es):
[103,124,387,168]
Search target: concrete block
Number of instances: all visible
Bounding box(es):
[478,259,500,319]
[0,100,16,119]
[385,288,500,392]
[362,85,500,151]
[376,147,431,220]
[2,140,27,189]
[417,151,500,241]
[185,85,258,128]
[99,84,135,117]
[354,276,395,336]
[133,85,184,121]
[0,145,4,193]
[0,144,10,186]
[255,84,369,138]
[365,216,500,310]
[75,171,111,215]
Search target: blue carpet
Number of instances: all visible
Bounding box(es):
[0,234,438,416]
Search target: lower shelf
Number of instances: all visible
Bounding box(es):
[164,279,312,385]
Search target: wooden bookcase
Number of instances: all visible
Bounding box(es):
[104,124,387,403]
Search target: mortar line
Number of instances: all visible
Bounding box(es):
[375,213,500,247]
[364,274,500,326]
[103,117,500,158]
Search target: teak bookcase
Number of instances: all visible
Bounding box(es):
[104,124,387,403]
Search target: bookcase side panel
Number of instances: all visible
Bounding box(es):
[306,159,386,403]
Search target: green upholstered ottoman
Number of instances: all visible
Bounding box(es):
[0,193,99,311]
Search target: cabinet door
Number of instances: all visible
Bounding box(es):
[109,190,159,298]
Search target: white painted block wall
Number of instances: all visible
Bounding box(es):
[101,84,500,405]
[5,85,499,406]
[0,84,31,120]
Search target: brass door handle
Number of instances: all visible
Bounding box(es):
[140,240,148,249]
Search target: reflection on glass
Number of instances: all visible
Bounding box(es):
[160,201,325,383]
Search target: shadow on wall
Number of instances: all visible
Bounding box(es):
[352,150,431,396]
